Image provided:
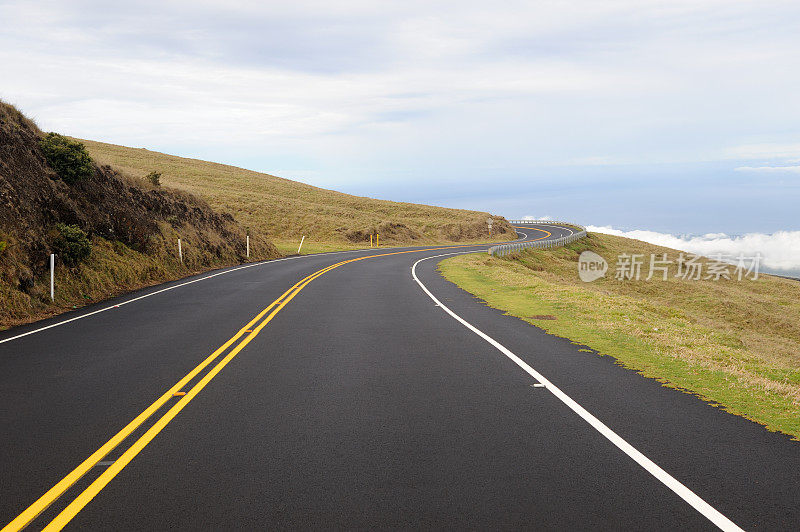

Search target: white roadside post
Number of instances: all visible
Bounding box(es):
[487,217,493,236]
[246,235,250,259]
[50,253,55,302]
[297,235,305,254]
[178,238,183,263]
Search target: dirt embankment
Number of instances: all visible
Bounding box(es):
[0,101,279,329]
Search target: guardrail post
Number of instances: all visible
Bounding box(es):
[50,253,55,302]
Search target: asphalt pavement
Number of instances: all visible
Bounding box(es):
[1,223,798,531]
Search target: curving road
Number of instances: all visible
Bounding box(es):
[1,223,798,531]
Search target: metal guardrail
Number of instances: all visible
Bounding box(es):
[506,219,583,227]
[489,220,587,257]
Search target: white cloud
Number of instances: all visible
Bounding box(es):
[2,0,800,210]
[734,165,800,173]
[1,1,800,158]
[587,226,800,272]
[523,215,552,221]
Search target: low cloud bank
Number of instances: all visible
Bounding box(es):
[587,226,800,273]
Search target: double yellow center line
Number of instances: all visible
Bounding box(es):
[5,243,513,531]
[512,225,552,239]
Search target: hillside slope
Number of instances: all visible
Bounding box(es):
[79,139,515,252]
[440,233,800,439]
[0,102,279,328]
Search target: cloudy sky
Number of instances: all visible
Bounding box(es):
[1,1,799,243]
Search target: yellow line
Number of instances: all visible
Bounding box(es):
[43,262,334,531]
[511,226,552,241]
[512,226,552,240]
[6,242,523,531]
[1,263,345,532]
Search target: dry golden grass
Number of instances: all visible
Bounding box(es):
[79,139,515,249]
[440,232,800,438]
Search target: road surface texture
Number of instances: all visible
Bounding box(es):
[1,223,798,531]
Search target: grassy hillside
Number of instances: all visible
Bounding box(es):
[79,139,515,254]
[439,233,800,439]
[0,102,279,329]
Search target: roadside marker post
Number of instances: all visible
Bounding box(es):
[178,239,183,263]
[50,254,55,302]
[377,234,379,247]
[246,235,250,259]
[370,235,373,248]
[487,217,493,236]
[297,236,305,254]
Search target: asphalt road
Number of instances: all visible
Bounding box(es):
[1,223,798,531]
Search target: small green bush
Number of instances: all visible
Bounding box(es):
[145,170,162,187]
[54,224,91,266]
[40,133,94,184]
[0,241,7,255]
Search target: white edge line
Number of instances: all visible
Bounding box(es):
[511,223,575,241]
[0,247,379,345]
[517,222,576,237]
[411,251,743,532]
[0,236,520,346]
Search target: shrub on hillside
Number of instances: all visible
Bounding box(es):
[145,170,162,187]
[53,224,92,266]
[40,133,94,184]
